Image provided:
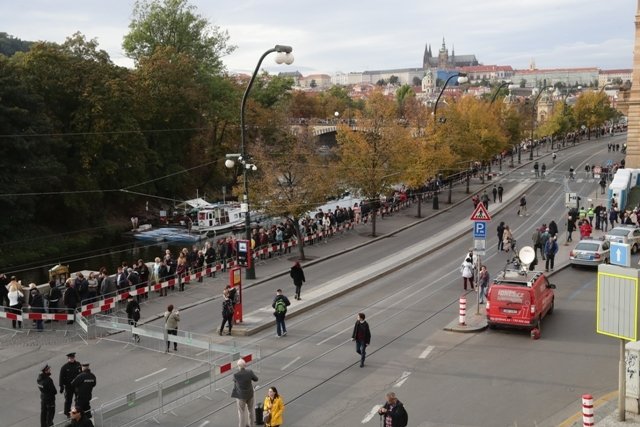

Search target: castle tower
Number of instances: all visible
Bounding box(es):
[438,38,449,69]
[626,1,640,167]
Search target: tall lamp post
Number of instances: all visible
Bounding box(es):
[433,72,468,208]
[232,45,294,280]
[529,86,553,160]
[490,80,512,104]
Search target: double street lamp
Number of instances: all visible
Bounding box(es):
[228,45,294,280]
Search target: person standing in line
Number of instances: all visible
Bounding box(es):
[290,261,305,300]
[478,265,489,304]
[29,283,45,331]
[231,358,258,427]
[7,279,24,329]
[59,352,82,418]
[272,289,291,337]
[125,296,141,343]
[164,304,180,352]
[497,221,505,252]
[460,256,475,291]
[492,185,498,203]
[377,391,408,427]
[71,363,96,419]
[262,386,284,427]
[38,364,57,427]
[204,241,216,277]
[544,236,559,272]
[219,289,234,336]
[497,184,504,202]
[63,279,79,324]
[351,312,371,368]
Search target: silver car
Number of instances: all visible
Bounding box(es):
[605,225,640,254]
[569,239,610,267]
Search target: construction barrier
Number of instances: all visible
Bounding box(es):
[582,394,594,427]
[459,296,467,326]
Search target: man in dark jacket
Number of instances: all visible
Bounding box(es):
[0,273,9,307]
[29,285,45,331]
[231,358,258,427]
[63,281,80,324]
[352,312,371,368]
[59,353,82,418]
[46,281,62,319]
[290,261,306,300]
[38,364,57,427]
[67,406,94,426]
[204,242,216,277]
[378,391,408,427]
[126,296,141,342]
[71,363,97,419]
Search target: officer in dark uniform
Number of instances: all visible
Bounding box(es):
[59,352,82,417]
[71,363,96,419]
[37,364,57,427]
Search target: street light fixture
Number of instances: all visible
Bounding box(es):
[237,44,294,280]
[433,72,468,124]
[529,86,553,160]
[490,80,512,104]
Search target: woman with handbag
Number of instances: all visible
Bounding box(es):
[7,278,24,329]
[262,386,284,427]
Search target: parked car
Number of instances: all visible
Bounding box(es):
[486,270,555,335]
[569,239,610,267]
[605,225,640,254]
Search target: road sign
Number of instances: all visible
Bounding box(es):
[596,264,640,341]
[565,192,578,209]
[469,203,491,221]
[473,222,486,239]
[473,239,486,256]
[610,242,631,267]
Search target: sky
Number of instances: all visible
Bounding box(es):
[2,0,637,76]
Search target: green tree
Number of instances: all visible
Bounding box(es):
[0,32,32,56]
[412,76,422,86]
[395,84,414,119]
[335,91,412,236]
[389,75,399,85]
[123,0,235,74]
[573,91,613,139]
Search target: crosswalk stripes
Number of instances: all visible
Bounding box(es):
[500,177,597,183]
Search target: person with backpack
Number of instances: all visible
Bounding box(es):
[125,296,141,343]
[219,288,234,336]
[272,289,291,337]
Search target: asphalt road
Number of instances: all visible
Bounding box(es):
[0,135,627,427]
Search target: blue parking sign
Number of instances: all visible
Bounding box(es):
[473,221,486,239]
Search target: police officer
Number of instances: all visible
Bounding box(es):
[37,364,57,427]
[71,363,97,419]
[59,352,82,418]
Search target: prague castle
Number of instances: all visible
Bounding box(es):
[423,38,479,69]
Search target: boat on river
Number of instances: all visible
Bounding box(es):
[132,227,210,243]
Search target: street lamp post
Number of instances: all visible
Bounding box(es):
[433,72,468,209]
[529,86,553,160]
[490,80,512,104]
[237,45,293,280]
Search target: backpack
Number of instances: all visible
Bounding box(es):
[274,298,287,314]
[228,287,239,305]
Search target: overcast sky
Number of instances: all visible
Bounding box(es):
[2,0,637,75]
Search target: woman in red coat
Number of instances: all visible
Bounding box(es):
[579,220,592,239]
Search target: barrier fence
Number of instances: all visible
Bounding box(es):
[2,199,413,333]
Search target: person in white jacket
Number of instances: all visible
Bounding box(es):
[460,257,475,291]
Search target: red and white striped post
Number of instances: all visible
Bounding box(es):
[459,296,467,326]
[582,394,594,427]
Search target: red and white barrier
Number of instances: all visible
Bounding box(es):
[0,308,74,322]
[582,394,594,427]
[217,354,253,375]
[459,296,467,325]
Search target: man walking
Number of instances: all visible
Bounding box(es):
[377,391,408,427]
[290,261,305,300]
[518,194,527,216]
[231,358,258,427]
[492,185,498,203]
[497,184,504,202]
[272,289,291,337]
[37,364,57,427]
[71,363,97,419]
[351,312,371,368]
[59,352,82,418]
[125,296,141,343]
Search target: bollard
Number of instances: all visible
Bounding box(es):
[459,296,466,326]
[582,394,594,427]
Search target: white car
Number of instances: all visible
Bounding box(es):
[569,239,610,267]
[605,225,640,254]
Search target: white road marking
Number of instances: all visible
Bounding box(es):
[198,421,210,427]
[419,345,434,359]
[281,356,301,370]
[394,371,411,388]
[317,329,347,345]
[362,405,380,423]
[135,368,167,382]
[196,349,209,356]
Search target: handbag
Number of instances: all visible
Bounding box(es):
[263,410,271,424]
